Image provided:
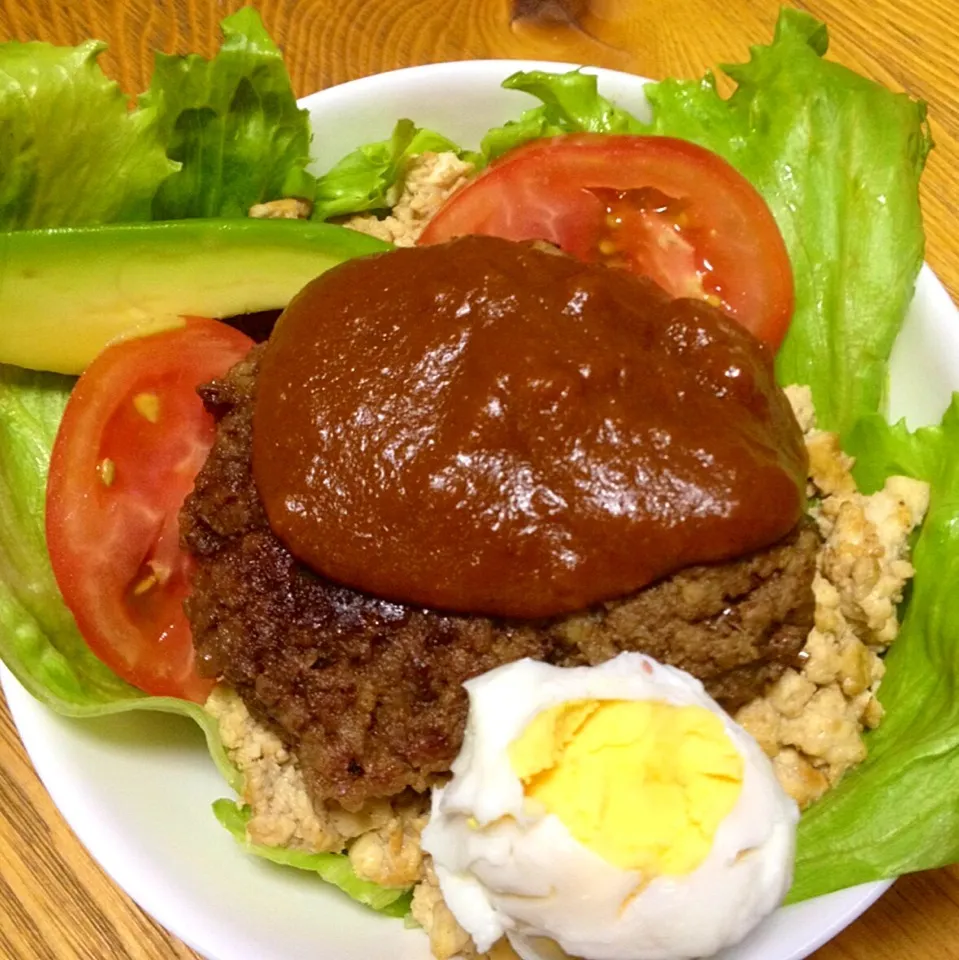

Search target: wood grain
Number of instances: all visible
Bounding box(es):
[0,1,957,959]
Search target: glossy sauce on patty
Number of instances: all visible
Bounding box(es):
[252,235,806,618]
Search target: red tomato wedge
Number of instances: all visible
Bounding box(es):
[420,134,794,349]
[46,318,254,702]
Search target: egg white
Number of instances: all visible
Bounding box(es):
[422,653,799,960]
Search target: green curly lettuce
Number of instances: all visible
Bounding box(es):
[643,9,931,440]
[0,366,239,791]
[0,363,410,913]
[0,41,174,228]
[309,70,641,222]
[0,8,315,229]
[312,118,468,221]
[454,11,931,441]
[478,69,643,160]
[142,7,316,218]
[788,397,959,900]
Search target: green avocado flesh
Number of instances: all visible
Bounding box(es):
[0,219,391,374]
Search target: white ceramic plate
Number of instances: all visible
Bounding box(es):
[5,59,959,960]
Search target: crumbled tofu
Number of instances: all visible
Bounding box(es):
[778,686,867,771]
[410,861,521,960]
[343,152,474,247]
[783,385,816,435]
[766,669,816,719]
[735,697,781,756]
[771,748,830,807]
[207,686,407,852]
[349,803,429,887]
[248,197,314,219]
[736,386,929,808]
[411,862,473,960]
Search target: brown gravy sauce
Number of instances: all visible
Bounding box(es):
[252,236,806,618]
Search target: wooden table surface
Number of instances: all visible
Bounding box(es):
[1,1,958,958]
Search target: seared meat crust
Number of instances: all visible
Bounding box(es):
[181,346,817,810]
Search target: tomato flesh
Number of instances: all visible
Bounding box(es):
[46,318,254,701]
[419,134,794,349]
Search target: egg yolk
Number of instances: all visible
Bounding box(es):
[508,699,744,877]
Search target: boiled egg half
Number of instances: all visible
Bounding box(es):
[422,653,798,960]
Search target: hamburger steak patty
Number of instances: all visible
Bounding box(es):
[181,346,819,811]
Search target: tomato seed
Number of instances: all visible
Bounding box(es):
[97,458,116,486]
[132,573,158,596]
[133,392,161,423]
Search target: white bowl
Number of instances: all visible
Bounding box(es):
[6,58,959,960]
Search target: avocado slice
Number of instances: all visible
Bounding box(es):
[0,219,391,374]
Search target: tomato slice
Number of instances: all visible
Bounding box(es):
[419,134,794,348]
[46,318,254,701]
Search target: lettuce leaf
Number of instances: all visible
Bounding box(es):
[838,413,945,496]
[316,10,928,443]
[0,365,240,789]
[143,8,316,219]
[0,40,174,228]
[312,119,466,221]
[0,365,409,916]
[479,70,643,161]
[788,397,959,900]
[0,9,314,229]
[0,362,413,913]
[310,70,642,222]
[644,9,931,438]
[212,800,412,916]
